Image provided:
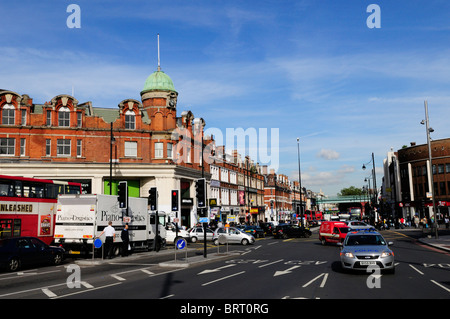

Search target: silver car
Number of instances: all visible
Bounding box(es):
[339,230,395,274]
[213,227,255,246]
[346,221,375,231]
[189,226,214,243]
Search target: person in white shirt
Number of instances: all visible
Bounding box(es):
[98,221,116,259]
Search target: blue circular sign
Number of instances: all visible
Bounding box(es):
[94,238,103,248]
[176,238,186,250]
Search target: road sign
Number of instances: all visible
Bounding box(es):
[199,217,208,223]
[176,238,186,250]
[94,238,103,248]
[218,234,228,245]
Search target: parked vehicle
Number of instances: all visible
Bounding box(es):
[319,221,350,245]
[0,175,81,246]
[0,237,65,272]
[188,226,214,242]
[243,225,265,238]
[273,224,312,239]
[346,221,375,231]
[165,223,190,244]
[259,222,275,235]
[213,227,255,245]
[316,219,326,226]
[338,229,395,274]
[54,194,166,256]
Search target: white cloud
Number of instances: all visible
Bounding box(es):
[289,165,356,194]
[317,148,340,160]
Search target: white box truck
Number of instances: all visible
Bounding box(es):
[54,194,165,256]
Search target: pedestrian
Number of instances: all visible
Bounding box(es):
[121,224,130,257]
[98,221,116,259]
[445,216,449,229]
[414,215,419,228]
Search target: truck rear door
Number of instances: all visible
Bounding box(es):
[54,195,96,243]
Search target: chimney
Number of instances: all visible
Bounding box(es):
[262,165,268,175]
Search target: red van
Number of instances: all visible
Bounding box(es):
[319,221,350,245]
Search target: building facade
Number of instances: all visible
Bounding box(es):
[263,168,293,223]
[381,148,402,222]
[0,66,211,228]
[396,139,450,223]
[208,148,265,225]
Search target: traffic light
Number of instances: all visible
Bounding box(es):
[171,189,179,212]
[148,187,157,211]
[118,181,128,209]
[195,178,206,208]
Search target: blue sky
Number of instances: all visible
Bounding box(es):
[1,0,450,196]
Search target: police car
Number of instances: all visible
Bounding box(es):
[338,229,395,274]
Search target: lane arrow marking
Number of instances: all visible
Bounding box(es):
[198,264,237,275]
[273,265,300,277]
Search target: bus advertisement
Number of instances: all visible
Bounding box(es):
[0,175,82,245]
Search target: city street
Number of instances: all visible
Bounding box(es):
[1,229,449,303]
[2,4,450,318]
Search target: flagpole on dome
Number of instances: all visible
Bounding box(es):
[157,33,161,72]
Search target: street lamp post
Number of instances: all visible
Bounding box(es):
[362,153,377,206]
[421,100,438,239]
[109,122,116,195]
[297,138,304,230]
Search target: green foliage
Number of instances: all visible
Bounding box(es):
[338,186,363,196]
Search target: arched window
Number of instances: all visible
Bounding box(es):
[2,104,15,125]
[125,110,135,129]
[58,107,70,127]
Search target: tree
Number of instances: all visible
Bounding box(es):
[338,186,363,196]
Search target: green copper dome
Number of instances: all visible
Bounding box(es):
[142,70,176,93]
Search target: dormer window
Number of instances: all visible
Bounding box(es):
[125,110,135,129]
[58,107,70,127]
[2,104,15,125]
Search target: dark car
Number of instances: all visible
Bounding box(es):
[243,225,265,238]
[273,224,312,239]
[0,237,65,272]
[259,222,275,235]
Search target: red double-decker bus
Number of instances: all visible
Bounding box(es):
[304,210,323,222]
[0,175,82,245]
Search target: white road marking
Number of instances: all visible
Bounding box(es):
[258,259,284,268]
[201,271,246,286]
[409,264,424,275]
[41,288,57,298]
[273,266,300,277]
[110,274,126,281]
[198,264,236,275]
[303,273,329,288]
[431,280,450,293]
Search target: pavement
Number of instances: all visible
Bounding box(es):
[418,232,450,253]
[418,227,450,252]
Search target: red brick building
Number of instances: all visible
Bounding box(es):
[397,138,450,222]
[263,169,293,222]
[208,148,265,225]
[0,66,211,228]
